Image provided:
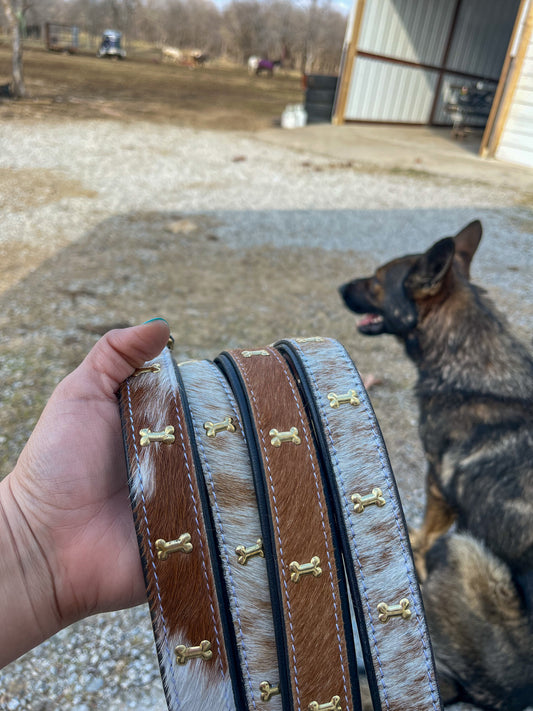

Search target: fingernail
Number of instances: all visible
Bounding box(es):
[143,317,169,325]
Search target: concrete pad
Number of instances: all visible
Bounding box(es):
[256,123,533,194]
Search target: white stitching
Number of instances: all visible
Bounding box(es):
[164,350,234,711]
[182,360,257,708]
[333,343,440,711]
[125,377,183,711]
[295,338,440,711]
[235,352,301,711]
[289,343,391,709]
[271,350,351,711]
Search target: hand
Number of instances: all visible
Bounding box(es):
[0,319,170,667]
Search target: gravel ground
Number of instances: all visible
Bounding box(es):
[0,119,531,710]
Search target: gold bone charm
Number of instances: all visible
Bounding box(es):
[259,681,281,701]
[290,556,322,583]
[139,426,175,446]
[295,337,325,343]
[203,416,236,438]
[308,696,341,711]
[351,487,386,513]
[270,427,301,447]
[235,538,264,565]
[327,389,360,408]
[377,598,411,623]
[155,533,193,560]
[175,640,213,665]
[242,349,269,357]
[132,363,161,377]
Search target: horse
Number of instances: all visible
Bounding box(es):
[256,59,281,76]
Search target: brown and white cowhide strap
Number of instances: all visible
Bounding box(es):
[177,357,282,710]
[118,345,239,711]
[275,337,442,711]
[216,347,360,711]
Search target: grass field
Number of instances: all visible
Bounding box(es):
[0,43,305,129]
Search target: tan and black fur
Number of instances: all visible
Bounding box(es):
[339,220,533,710]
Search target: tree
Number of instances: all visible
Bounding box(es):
[1,0,26,97]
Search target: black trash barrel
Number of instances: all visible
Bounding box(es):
[304,74,338,123]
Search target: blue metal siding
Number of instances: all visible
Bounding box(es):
[446,0,521,78]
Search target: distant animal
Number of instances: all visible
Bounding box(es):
[190,50,207,66]
[247,55,259,74]
[162,45,182,63]
[256,59,281,76]
[339,220,533,710]
[162,46,207,67]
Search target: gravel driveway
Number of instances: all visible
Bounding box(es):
[0,119,531,710]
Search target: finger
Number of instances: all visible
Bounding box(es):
[73,319,171,396]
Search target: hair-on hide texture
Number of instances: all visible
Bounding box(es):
[277,337,441,711]
[223,347,357,711]
[121,348,235,711]
[178,358,282,710]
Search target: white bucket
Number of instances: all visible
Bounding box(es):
[281,104,308,129]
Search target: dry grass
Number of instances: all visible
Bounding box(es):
[0,209,424,508]
[0,44,304,129]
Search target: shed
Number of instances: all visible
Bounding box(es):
[333,0,533,169]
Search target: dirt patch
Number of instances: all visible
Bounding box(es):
[2,206,530,533]
[0,45,304,129]
[0,209,426,521]
[0,166,98,290]
[0,167,97,211]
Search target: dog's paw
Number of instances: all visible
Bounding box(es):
[362,373,383,390]
[409,527,428,582]
[413,548,428,583]
[408,525,424,549]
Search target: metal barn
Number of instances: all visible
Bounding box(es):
[333,0,533,169]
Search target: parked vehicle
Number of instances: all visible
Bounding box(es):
[97,30,126,59]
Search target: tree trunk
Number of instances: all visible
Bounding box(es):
[1,0,26,98]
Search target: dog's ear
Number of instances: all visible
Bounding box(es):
[404,237,455,296]
[454,220,482,279]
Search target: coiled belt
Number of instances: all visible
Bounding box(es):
[118,336,442,711]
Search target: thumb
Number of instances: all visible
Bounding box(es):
[73,319,171,397]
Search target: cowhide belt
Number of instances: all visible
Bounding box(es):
[118,336,442,711]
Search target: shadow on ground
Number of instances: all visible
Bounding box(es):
[3,205,531,518]
[1,207,531,710]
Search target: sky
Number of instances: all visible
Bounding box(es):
[212,0,352,15]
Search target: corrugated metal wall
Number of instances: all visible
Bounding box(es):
[344,0,519,125]
[346,0,454,122]
[496,40,533,167]
[358,0,454,64]
[346,57,438,122]
[447,0,520,77]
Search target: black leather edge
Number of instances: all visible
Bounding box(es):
[117,376,179,711]
[173,359,248,711]
[215,351,293,711]
[276,339,376,711]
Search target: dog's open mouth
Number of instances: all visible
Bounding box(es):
[357,313,385,335]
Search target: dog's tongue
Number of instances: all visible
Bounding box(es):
[358,314,381,327]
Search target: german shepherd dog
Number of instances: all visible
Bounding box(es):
[339,221,533,710]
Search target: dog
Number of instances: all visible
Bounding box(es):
[339,220,533,710]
